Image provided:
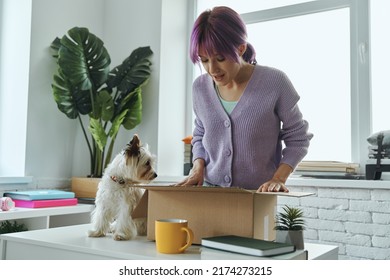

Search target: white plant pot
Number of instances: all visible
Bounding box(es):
[275,230,304,250]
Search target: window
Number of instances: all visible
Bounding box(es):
[193,0,380,173]
[371,0,390,133]
[245,7,351,162]
[0,0,31,177]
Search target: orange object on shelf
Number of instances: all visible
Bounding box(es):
[182,135,193,144]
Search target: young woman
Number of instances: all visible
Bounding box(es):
[177,6,313,192]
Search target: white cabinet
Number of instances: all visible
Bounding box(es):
[0,224,338,260]
[0,204,94,231]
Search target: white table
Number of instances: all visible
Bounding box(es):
[0,224,338,260]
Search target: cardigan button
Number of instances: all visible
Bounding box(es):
[224,120,230,127]
[225,149,231,156]
[224,175,231,183]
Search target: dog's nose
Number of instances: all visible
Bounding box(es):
[153,173,158,178]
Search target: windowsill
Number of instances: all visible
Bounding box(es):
[1,175,389,190]
[287,175,390,189]
[156,175,390,190]
[0,176,33,185]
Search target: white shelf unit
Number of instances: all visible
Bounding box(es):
[0,224,338,260]
[0,204,94,231]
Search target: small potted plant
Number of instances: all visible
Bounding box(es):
[274,205,305,250]
[0,220,28,234]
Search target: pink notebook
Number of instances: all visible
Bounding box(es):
[13,198,78,208]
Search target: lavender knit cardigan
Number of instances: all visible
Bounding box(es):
[191,65,313,190]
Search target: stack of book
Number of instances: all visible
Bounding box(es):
[182,135,193,175]
[293,161,361,179]
[3,190,77,208]
[201,235,296,257]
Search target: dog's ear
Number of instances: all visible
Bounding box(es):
[125,134,141,158]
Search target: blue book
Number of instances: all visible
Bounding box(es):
[4,189,75,201]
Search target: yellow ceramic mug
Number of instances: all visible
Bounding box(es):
[155,219,194,254]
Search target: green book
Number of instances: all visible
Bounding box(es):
[201,235,295,257]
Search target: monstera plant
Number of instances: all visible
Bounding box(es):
[50,27,153,177]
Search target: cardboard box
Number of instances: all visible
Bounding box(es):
[133,185,312,244]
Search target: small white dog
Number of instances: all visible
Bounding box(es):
[88,134,157,240]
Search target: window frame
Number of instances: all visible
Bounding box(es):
[189,0,370,173]
[0,0,31,178]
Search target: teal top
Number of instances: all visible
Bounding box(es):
[219,98,237,115]
[215,85,238,115]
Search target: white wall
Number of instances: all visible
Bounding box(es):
[25,0,105,186]
[70,0,164,177]
[18,0,189,187]
[101,0,162,156]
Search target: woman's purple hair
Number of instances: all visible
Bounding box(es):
[190,6,256,65]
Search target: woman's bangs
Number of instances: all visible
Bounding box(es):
[201,30,235,61]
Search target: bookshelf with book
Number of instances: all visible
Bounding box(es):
[0,203,93,231]
[1,189,93,231]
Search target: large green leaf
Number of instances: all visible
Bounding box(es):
[89,118,107,152]
[58,27,111,91]
[121,88,143,130]
[106,46,153,101]
[50,37,61,58]
[108,109,128,138]
[52,72,92,119]
[90,90,114,121]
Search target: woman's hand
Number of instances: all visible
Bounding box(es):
[257,178,289,192]
[175,158,205,186]
[256,163,292,193]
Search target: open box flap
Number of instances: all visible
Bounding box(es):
[260,191,314,197]
[135,185,251,193]
[134,184,313,197]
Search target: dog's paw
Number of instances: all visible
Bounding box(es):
[88,229,106,238]
[135,218,147,236]
[113,233,130,241]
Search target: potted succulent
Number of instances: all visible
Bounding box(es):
[274,205,305,250]
[0,220,28,234]
[50,26,153,197]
